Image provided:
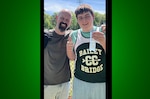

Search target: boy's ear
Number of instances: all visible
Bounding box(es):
[55,15,58,21]
[92,15,95,20]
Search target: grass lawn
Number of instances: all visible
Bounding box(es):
[68,61,75,98]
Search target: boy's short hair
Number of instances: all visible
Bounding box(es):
[75,4,94,18]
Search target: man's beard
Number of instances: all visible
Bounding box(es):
[59,22,68,32]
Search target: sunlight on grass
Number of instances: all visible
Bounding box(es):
[69,61,75,97]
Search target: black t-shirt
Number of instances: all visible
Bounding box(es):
[44,30,71,85]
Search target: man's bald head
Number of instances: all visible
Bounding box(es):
[56,9,72,34]
[58,9,72,17]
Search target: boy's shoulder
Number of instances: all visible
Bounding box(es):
[71,29,79,34]
[65,29,72,36]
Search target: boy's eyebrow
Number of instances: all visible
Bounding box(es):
[85,13,90,16]
[78,13,90,17]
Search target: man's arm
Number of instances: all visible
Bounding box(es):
[44,33,50,48]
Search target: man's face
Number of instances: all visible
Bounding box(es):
[58,22,68,32]
[57,12,71,32]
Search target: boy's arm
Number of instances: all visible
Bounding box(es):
[66,36,76,60]
[92,31,106,52]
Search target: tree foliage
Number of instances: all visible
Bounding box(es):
[44,12,105,30]
[94,12,106,26]
[44,13,52,29]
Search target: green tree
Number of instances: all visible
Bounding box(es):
[50,13,57,29]
[44,13,53,29]
[94,12,106,26]
[44,12,106,30]
[70,12,79,30]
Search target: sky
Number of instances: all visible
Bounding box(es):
[44,0,106,15]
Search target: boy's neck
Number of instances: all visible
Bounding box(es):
[81,26,94,32]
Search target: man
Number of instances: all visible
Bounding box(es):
[44,9,72,99]
[67,4,106,99]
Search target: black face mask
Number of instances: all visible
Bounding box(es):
[58,22,68,32]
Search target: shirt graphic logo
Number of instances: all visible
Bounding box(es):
[82,55,101,66]
[78,49,103,73]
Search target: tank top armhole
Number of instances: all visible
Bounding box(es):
[71,30,79,44]
[72,29,80,54]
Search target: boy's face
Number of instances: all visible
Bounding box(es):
[77,11,94,32]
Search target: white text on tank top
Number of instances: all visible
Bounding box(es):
[74,28,104,74]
